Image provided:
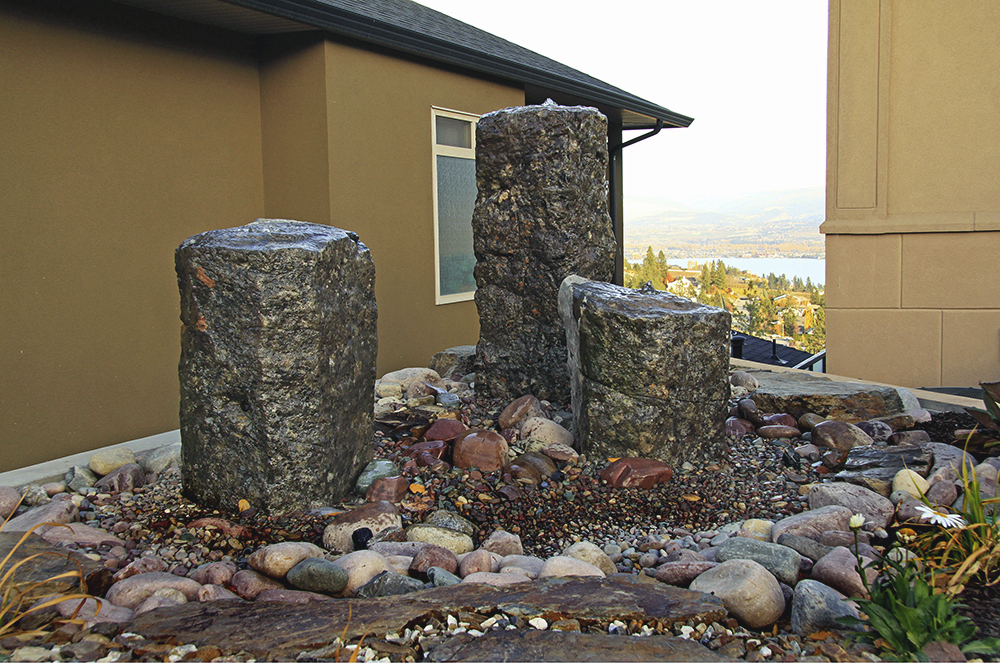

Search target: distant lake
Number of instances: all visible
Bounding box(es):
[672,257,826,286]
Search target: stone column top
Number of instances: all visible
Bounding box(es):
[178,219,363,253]
[567,280,724,318]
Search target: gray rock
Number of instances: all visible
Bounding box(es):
[925,442,978,480]
[811,546,877,599]
[748,371,905,422]
[730,371,759,391]
[287,557,349,594]
[94,463,146,493]
[834,445,933,496]
[355,570,426,598]
[807,482,895,529]
[771,505,854,543]
[855,420,893,443]
[0,486,21,519]
[177,219,376,514]
[428,345,476,380]
[20,484,50,507]
[436,393,462,409]
[64,466,99,493]
[689,559,785,628]
[888,430,932,446]
[776,534,834,563]
[3,498,78,534]
[926,479,958,507]
[140,443,181,474]
[560,277,729,465]
[355,460,399,496]
[790,579,862,636]
[427,566,462,587]
[716,537,802,586]
[425,510,476,537]
[473,103,615,402]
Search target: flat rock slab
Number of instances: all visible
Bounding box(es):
[127,577,726,658]
[748,371,904,422]
[835,445,933,496]
[427,629,730,662]
[0,533,113,602]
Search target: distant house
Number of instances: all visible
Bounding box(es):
[825,1,999,388]
[731,332,822,372]
[0,0,692,470]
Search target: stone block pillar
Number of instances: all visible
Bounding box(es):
[176,219,376,514]
[559,276,730,465]
[473,102,615,403]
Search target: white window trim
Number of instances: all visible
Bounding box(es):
[432,106,480,305]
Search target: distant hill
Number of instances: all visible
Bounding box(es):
[624,187,825,259]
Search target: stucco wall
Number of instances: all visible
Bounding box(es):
[260,37,523,374]
[824,0,1000,388]
[0,3,266,470]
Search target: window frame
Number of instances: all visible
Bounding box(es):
[431,106,480,305]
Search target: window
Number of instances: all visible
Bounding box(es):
[432,107,479,304]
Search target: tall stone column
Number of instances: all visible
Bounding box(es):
[473,102,615,402]
[176,219,376,514]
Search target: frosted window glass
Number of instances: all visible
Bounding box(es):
[437,155,477,296]
[436,116,472,148]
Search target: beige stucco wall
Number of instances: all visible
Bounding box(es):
[0,4,266,471]
[260,37,523,374]
[824,0,1000,388]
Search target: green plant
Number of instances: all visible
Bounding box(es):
[837,515,1000,661]
[0,496,93,638]
[962,381,1000,450]
[914,440,1000,596]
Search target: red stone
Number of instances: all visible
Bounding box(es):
[725,417,756,437]
[365,476,409,503]
[506,463,542,485]
[452,429,509,473]
[763,413,797,428]
[498,395,543,430]
[757,425,801,439]
[409,544,458,576]
[417,452,450,471]
[600,458,673,489]
[424,418,467,442]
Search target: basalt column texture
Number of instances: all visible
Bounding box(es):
[176,219,376,514]
[473,103,615,402]
[559,276,730,465]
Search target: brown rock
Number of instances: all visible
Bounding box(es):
[322,501,402,552]
[498,395,545,431]
[654,561,719,587]
[762,413,797,428]
[94,463,146,493]
[127,578,727,659]
[424,418,467,442]
[401,439,450,461]
[797,413,826,431]
[771,505,854,543]
[228,569,285,600]
[757,425,801,439]
[366,476,409,503]
[0,486,21,520]
[725,418,756,437]
[600,458,673,489]
[480,530,523,557]
[452,429,509,472]
[40,523,123,548]
[919,641,966,662]
[540,443,579,463]
[105,571,202,609]
[887,430,931,446]
[114,556,170,582]
[255,589,333,603]
[248,541,325,579]
[458,549,496,577]
[0,533,113,604]
[812,421,874,452]
[3,499,78,535]
[198,584,242,602]
[188,517,252,539]
[511,451,557,477]
[409,544,458,576]
[811,547,877,599]
[506,463,543,484]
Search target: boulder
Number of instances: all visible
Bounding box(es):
[689,559,785,628]
[177,219,376,513]
[560,277,729,465]
[807,482,895,529]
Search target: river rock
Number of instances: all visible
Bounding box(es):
[88,447,136,476]
[771,505,854,543]
[332,550,395,597]
[177,219,376,514]
[473,103,615,402]
[811,546,877,599]
[835,445,933,496]
[498,555,545,579]
[248,542,325,579]
[811,421,874,452]
[188,561,237,586]
[790,579,861,636]
[410,544,459,576]
[0,486,22,519]
[560,277,729,465]
[425,510,477,537]
[365,475,409,503]
[539,556,605,578]
[748,371,905,422]
[892,468,930,499]
[228,569,285,600]
[355,460,399,495]
[689,559,785,628]
[105,571,201,609]
[40,523,123,548]
[198,584,242,602]
[64,466,98,493]
[600,457,673,489]
[654,561,719,587]
[807,482,895,529]
[458,549,497,577]
[519,418,573,449]
[356,570,426,598]
[406,524,474,555]
[94,463,146,493]
[451,429,508,472]
[776,534,835,563]
[562,541,616,576]
[3,499,78,534]
[716,537,801,586]
[424,418,468,442]
[479,529,523,557]
[140,443,182,475]
[323,501,401,553]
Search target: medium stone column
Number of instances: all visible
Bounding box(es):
[473,102,615,402]
[176,219,376,514]
[559,276,730,465]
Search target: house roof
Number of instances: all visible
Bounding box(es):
[111,0,692,130]
[731,332,815,369]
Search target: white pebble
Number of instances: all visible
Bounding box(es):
[528,617,548,630]
[760,646,772,658]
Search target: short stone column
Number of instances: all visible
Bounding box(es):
[559,276,730,465]
[176,219,376,514]
[473,102,615,402]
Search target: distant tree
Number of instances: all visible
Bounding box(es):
[712,260,727,289]
[783,308,797,337]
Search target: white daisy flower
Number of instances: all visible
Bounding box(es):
[849,513,866,530]
[915,504,965,528]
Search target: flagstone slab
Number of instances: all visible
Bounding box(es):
[126,577,726,658]
[0,533,113,602]
[748,371,905,422]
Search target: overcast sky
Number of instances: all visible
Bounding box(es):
[416,0,829,206]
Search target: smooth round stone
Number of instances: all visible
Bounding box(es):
[730,371,759,391]
[736,519,774,542]
[409,544,459,575]
[716,537,802,587]
[690,559,785,628]
[757,425,801,439]
[435,393,461,408]
[332,550,396,597]
[791,579,861,637]
[323,501,402,553]
[539,556,605,578]
[797,413,826,432]
[88,448,136,476]
[425,510,476,537]
[892,468,930,499]
[287,557,349,594]
[855,420,893,443]
[762,413,797,428]
[653,561,718,586]
[248,541,325,579]
[355,570,425,598]
[458,549,497,577]
[811,421,874,452]
[480,529,523,557]
[498,555,544,579]
[424,418,468,442]
[807,482,895,529]
[498,395,544,430]
[519,417,573,448]
[452,429,509,473]
[811,547,877,599]
[561,541,616,576]
[405,524,474,555]
[355,460,399,496]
